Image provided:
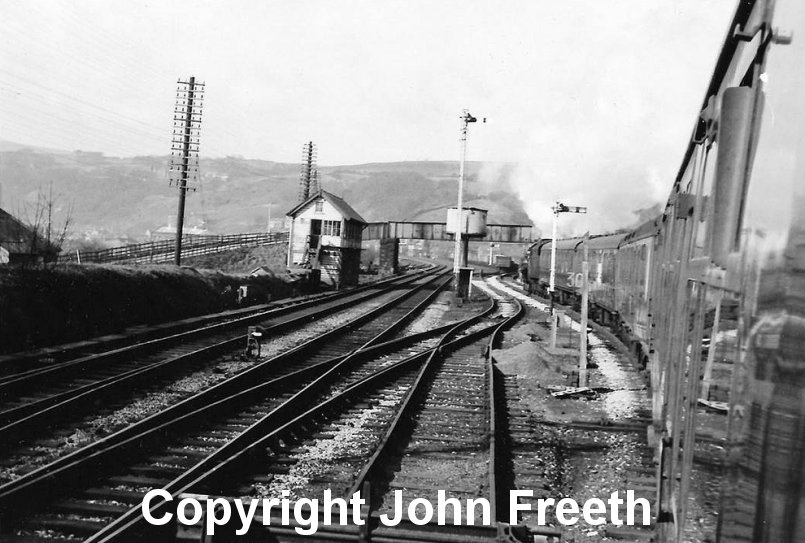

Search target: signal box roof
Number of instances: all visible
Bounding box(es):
[286,190,367,224]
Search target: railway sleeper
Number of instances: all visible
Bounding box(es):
[50,499,130,516]
[21,515,110,536]
[82,487,145,504]
[128,464,187,477]
[1,277,485,540]
[164,446,216,457]
[107,475,168,487]
[141,454,191,465]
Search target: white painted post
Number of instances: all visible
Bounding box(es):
[549,205,558,294]
[549,206,559,349]
[547,203,586,349]
[453,147,465,275]
[579,236,589,386]
[468,269,473,297]
[551,310,562,350]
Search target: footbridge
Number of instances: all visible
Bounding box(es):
[362,221,534,273]
[363,221,533,243]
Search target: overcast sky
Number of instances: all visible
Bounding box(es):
[1,0,737,232]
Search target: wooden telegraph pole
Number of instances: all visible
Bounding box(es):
[299,142,317,202]
[169,76,204,266]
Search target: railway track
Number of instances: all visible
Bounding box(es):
[371,298,521,520]
[0,270,445,452]
[0,269,432,377]
[0,268,430,391]
[0,268,502,534]
[3,288,472,535]
[0,274,621,543]
[0,271,457,492]
[0,279,536,543]
[150,287,527,542]
[486,277,658,542]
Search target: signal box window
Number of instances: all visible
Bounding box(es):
[322,220,341,236]
[315,200,324,212]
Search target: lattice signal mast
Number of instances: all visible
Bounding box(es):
[169,76,204,265]
[299,141,317,202]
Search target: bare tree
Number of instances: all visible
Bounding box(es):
[21,182,73,264]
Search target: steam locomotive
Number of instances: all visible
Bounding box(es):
[522,1,804,541]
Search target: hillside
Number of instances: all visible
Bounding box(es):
[0,146,533,248]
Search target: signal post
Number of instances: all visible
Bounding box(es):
[548,202,587,354]
[579,233,590,386]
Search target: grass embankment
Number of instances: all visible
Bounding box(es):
[182,243,286,273]
[0,263,294,355]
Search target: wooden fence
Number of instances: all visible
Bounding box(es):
[60,232,289,265]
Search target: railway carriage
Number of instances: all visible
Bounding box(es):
[523,1,805,541]
[613,219,658,365]
[526,233,626,328]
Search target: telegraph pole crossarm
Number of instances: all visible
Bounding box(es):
[169,76,204,266]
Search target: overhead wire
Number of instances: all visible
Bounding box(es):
[1,5,220,229]
[0,72,169,142]
[41,0,269,150]
[14,1,177,98]
[0,21,169,106]
[33,0,258,152]
[1,1,260,160]
[0,103,162,157]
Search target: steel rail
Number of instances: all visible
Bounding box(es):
[136,297,531,543]
[0,272,454,529]
[208,519,508,543]
[84,299,499,542]
[0,270,449,482]
[0,286,341,378]
[0,268,433,389]
[345,298,522,511]
[485,298,525,523]
[0,265,435,376]
[472,279,531,524]
[345,301,502,500]
[0,271,442,441]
